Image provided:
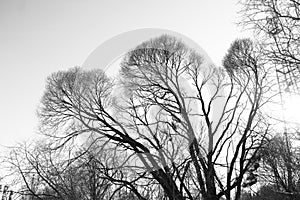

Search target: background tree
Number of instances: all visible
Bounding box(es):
[257,133,300,199]
[239,2,300,198]
[239,0,300,92]
[240,184,290,200]
[239,132,300,200]
[4,139,125,200]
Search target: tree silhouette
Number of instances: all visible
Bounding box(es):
[7,35,273,200]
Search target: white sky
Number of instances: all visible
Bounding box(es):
[0,0,260,148]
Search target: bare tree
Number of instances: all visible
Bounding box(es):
[35,35,271,200]
[258,132,300,199]
[4,140,122,200]
[239,0,300,92]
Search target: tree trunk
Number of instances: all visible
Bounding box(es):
[151,169,185,200]
[204,152,217,200]
[203,194,219,200]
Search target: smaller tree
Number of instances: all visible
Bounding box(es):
[258,133,300,199]
[4,139,119,200]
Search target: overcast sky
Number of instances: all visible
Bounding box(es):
[0,0,254,148]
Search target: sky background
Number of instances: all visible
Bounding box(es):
[0,0,264,148]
